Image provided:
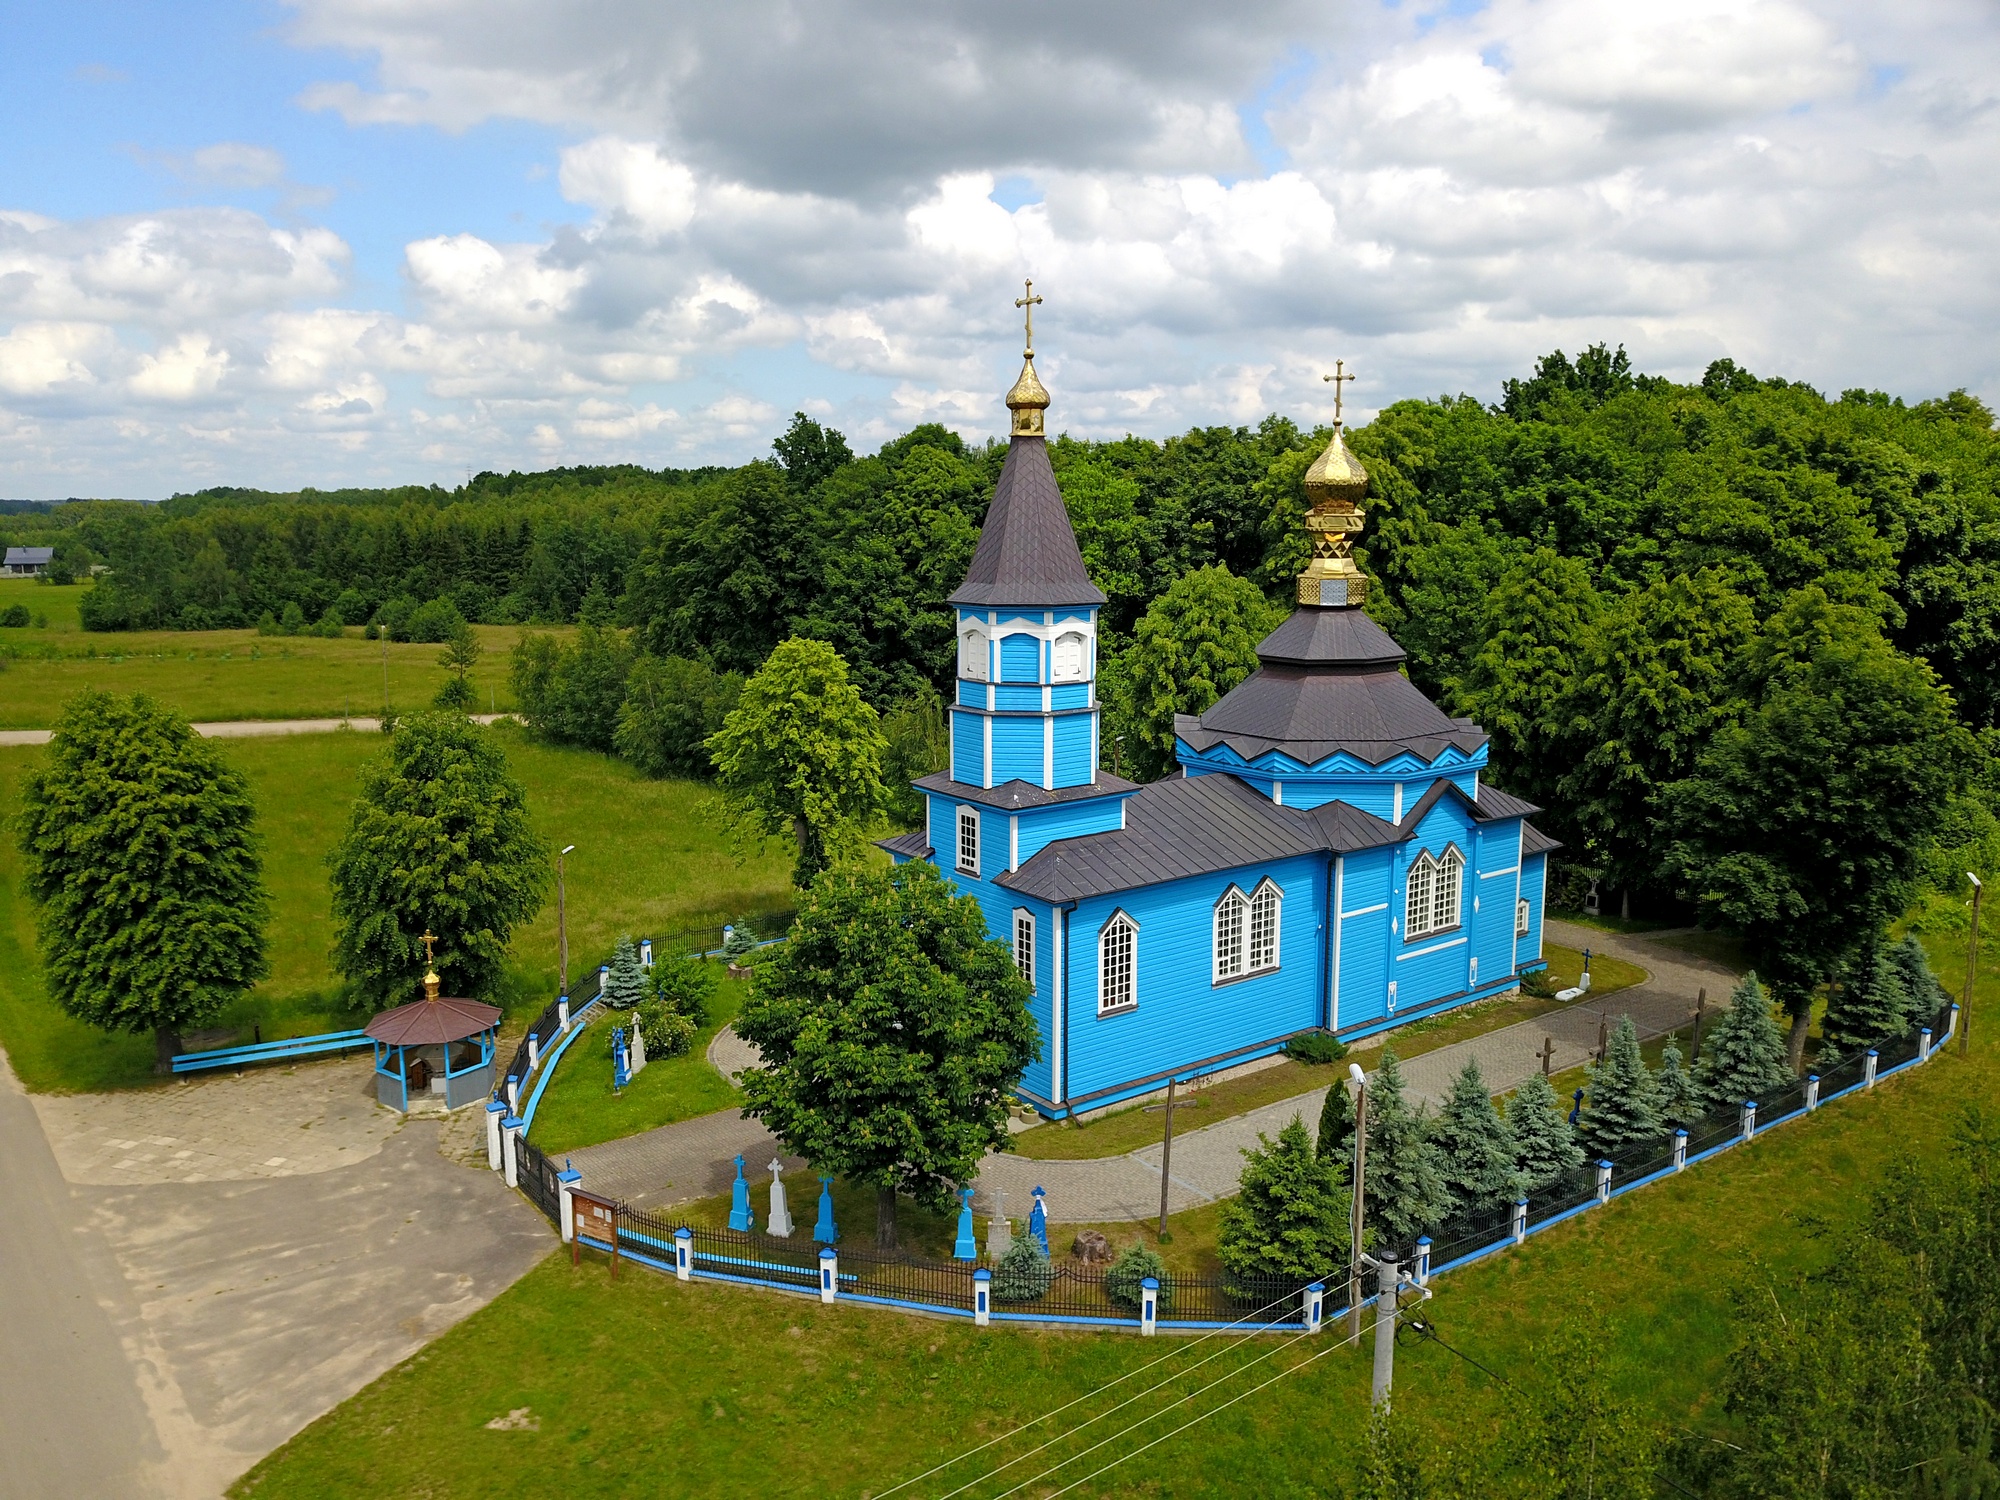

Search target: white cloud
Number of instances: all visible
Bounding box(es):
[0,322,115,397]
[129,334,229,401]
[559,138,697,238]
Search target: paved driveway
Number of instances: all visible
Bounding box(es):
[1,1050,553,1499]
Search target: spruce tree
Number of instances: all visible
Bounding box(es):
[1431,1059,1518,1218]
[1317,1075,1355,1164]
[1218,1115,1351,1294]
[1580,1015,1665,1160]
[1890,932,1950,1034]
[1655,1035,1698,1131]
[1506,1072,1585,1195]
[1693,972,1793,1113]
[1361,1048,1452,1247]
[1821,940,1912,1057]
[602,936,647,1009]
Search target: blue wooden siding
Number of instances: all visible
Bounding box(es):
[1054,713,1093,785]
[1056,854,1326,1108]
[952,709,984,784]
[992,716,1043,783]
[995,684,1042,711]
[1052,683,1090,710]
[957,682,989,709]
[1517,853,1549,971]
[1000,632,1041,682]
[1015,793,1127,863]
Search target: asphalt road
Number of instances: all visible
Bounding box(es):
[0,1055,161,1499]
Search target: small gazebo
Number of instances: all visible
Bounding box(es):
[365,933,500,1111]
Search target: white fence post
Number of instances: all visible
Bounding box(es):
[1304,1281,1325,1335]
[1805,1075,1820,1112]
[1672,1129,1688,1172]
[501,1116,523,1188]
[821,1247,839,1306]
[1414,1237,1432,1287]
[558,1167,580,1243]
[674,1227,692,1282]
[973,1267,990,1325]
[1595,1159,1611,1205]
[557,996,570,1032]
[526,1033,539,1073]
[1741,1101,1757,1142]
[1140,1277,1159,1336]
[1919,1027,1933,1063]
[506,1074,520,1114]
[485,1098,506,1171]
[1865,1049,1879,1090]
[1512,1198,1528,1245]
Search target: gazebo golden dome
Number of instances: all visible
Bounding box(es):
[1296,360,1371,608]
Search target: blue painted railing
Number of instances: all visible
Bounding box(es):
[518,995,600,1133]
[171,1029,371,1074]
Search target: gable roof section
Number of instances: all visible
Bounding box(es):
[5,546,52,566]
[1520,822,1563,856]
[876,830,932,860]
[946,436,1105,610]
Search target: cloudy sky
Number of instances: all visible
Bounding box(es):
[2,0,1995,498]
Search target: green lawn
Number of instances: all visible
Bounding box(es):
[0,577,90,630]
[230,928,1996,1499]
[526,979,750,1154]
[0,725,792,1093]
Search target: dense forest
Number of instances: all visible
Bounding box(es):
[11,348,1998,941]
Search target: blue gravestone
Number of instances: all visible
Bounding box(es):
[612,1026,630,1090]
[813,1177,838,1244]
[1569,1087,1584,1127]
[728,1153,753,1231]
[953,1187,977,1261]
[1029,1185,1049,1256]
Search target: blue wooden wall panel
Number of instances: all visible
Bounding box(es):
[992,716,1043,783]
[957,681,988,708]
[1518,853,1548,969]
[1054,714,1093,785]
[994,685,1042,711]
[1000,633,1041,682]
[1016,795,1125,862]
[1052,683,1089,710]
[952,709,984,784]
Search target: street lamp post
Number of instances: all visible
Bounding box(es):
[557,844,576,1000]
[1964,872,1984,1058]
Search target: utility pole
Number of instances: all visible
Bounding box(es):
[1347,1062,1368,1340]
[1964,873,1983,1058]
[1157,1075,1178,1242]
[1372,1253,1400,1408]
[380,632,390,720]
[557,844,576,999]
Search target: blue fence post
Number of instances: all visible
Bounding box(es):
[674,1227,692,1282]
[1594,1159,1611,1205]
[973,1268,991,1326]
[1414,1237,1432,1287]
[728,1154,753,1231]
[1140,1277,1159,1336]
[1512,1197,1528,1245]
[1673,1129,1688,1172]
[1741,1100,1757,1142]
[953,1188,978,1261]
[1865,1048,1880,1089]
[1029,1186,1049,1256]
[485,1097,507,1172]
[641,938,654,969]
[820,1247,839,1305]
[1304,1281,1325,1335]
[1805,1074,1820,1112]
[1920,1026,1934,1063]
[814,1177,838,1245]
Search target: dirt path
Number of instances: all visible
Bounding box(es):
[0,712,516,747]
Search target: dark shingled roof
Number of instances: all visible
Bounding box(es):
[1254,607,1407,669]
[913,771,1139,810]
[364,995,501,1046]
[1470,783,1540,820]
[1521,822,1563,856]
[876,830,932,860]
[947,436,1106,609]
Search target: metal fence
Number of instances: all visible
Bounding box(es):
[530,1001,1958,1334]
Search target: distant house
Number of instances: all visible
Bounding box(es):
[3,547,52,577]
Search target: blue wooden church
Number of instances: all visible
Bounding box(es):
[882,330,1557,1120]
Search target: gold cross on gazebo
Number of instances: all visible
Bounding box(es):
[1323,359,1355,426]
[421,930,437,966]
[1015,278,1044,357]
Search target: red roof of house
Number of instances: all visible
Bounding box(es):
[364,995,501,1046]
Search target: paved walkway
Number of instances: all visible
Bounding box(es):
[567,923,1741,1224]
[0,712,515,747]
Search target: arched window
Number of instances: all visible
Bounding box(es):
[1405,854,1436,937]
[1249,881,1281,971]
[958,628,988,681]
[956,806,980,875]
[1100,911,1138,1014]
[1213,887,1247,981]
[1013,909,1036,989]
[1052,631,1088,682]
[1433,847,1464,934]
[1516,897,1531,937]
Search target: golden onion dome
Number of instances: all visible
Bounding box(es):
[1302,424,1369,504]
[1006,357,1050,436]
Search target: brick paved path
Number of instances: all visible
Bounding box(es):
[568,922,1741,1222]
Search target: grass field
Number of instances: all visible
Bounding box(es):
[1010,941,1643,1161]
[229,930,1994,1500]
[0,724,793,1093]
[526,979,750,1154]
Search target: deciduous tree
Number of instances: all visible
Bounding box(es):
[1114,564,1280,782]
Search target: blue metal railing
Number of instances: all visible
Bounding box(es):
[170,1029,372,1074]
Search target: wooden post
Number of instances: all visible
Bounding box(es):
[1157,1076,1177,1243]
[1538,1035,1556,1076]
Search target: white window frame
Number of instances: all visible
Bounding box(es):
[1249,879,1282,973]
[1406,853,1437,938]
[1213,886,1247,983]
[1052,631,1088,682]
[1516,897,1531,937]
[1013,909,1036,990]
[956,806,980,876]
[1434,847,1464,935]
[1099,910,1138,1015]
[959,628,989,682]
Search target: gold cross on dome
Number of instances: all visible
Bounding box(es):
[1015,279,1044,356]
[420,930,437,966]
[1323,359,1356,425]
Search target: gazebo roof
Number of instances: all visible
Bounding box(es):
[364,995,501,1046]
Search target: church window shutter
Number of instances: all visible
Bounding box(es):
[1249,881,1281,971]
[1434,848,1463,933]
[959,628,989,682]
[957,806,980,875]
[1213,888,1246,981]
[1052,631,1088,682]
[1516,897,1531,937]
[1406,854,1436,937]
[1100,911,1137,1013]
[1013,909,1036,989]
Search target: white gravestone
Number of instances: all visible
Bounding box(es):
[985,1189,1012,1261]
[767,1158,794,1236]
